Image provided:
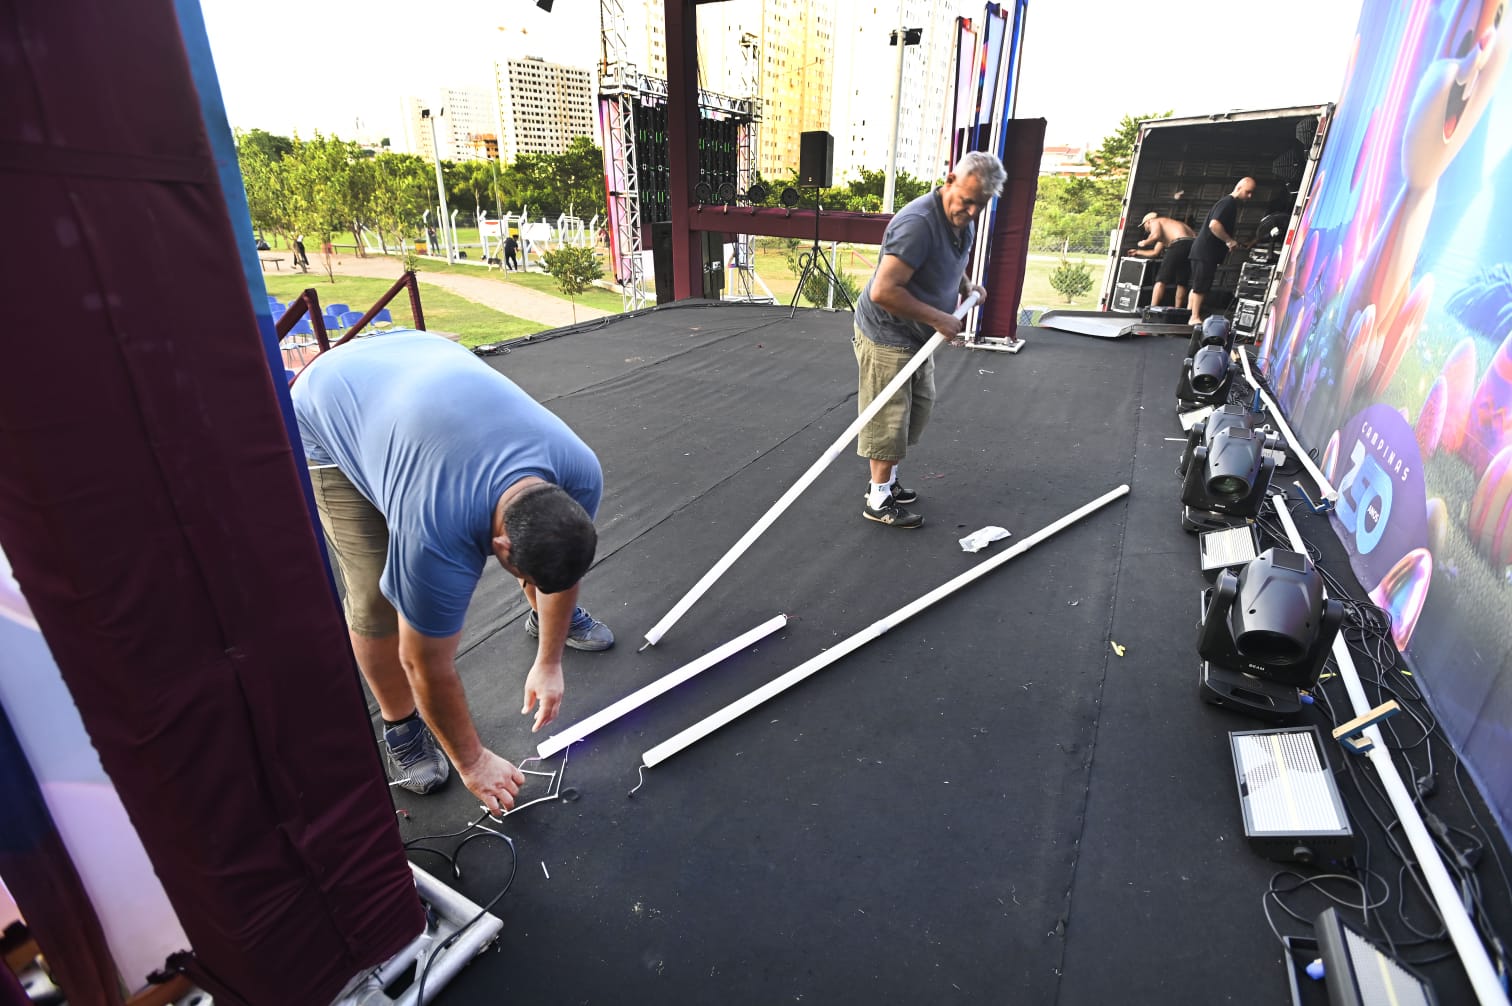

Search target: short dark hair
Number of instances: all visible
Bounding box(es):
[504,484,598,593]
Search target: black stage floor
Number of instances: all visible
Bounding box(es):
[379,304,1509,1005]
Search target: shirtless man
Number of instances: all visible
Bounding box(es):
[1126,212,1196,308]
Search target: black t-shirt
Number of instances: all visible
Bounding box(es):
[1191,195,1239,262]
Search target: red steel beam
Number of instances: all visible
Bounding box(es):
[685,206,892,244]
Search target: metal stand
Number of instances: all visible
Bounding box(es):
[789,192,852,317]
[330,863,502,1006]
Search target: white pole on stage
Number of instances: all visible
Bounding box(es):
[1270,497,1507,1006]
[537,615,788,760]
[1238,351,1338,502]
[639,293,981,651]
[642,484,1130,768]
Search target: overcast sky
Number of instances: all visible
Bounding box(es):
[200,0,1363,150]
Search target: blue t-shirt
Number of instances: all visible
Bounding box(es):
[292,331,602,637]
[856,189,975,348]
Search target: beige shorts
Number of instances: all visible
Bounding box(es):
[309,465,398,638]
[853,327,934,462]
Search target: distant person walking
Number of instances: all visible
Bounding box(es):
[1126,212,1196,308]
[1188,177,1256,325]
[504,234,520,272]
[293,234,310,272]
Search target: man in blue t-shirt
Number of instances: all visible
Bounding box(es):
[853,150,1004,528]
[292,330,612,816]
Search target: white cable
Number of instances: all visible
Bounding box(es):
[1270,494,1508,1005]
[641,294,980,648]
[642,484,1129,768]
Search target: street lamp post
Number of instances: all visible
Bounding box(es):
[883,26,922,213]
[422,107,454,262]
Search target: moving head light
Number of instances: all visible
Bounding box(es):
[1177,318,1237,409]
[1180,425,1283,532]
[1198,548,1345,720]
[1177,404,1273,479]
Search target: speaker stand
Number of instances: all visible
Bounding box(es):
[789,193,853,318]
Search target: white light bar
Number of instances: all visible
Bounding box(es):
[641,294,980,648]
[537,615,787,759]
[642,484,1130,768]
[1240,352,1337,501]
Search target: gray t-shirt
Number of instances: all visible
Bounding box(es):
[856,189,975,349]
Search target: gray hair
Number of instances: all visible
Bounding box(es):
[953,151,1006,196]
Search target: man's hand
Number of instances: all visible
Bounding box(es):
[934,310,964,338]
[966,282,988,305]
[458,748,526,816]
[522,659,565,732]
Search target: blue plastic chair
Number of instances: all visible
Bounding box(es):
[324,303,351,317]
[338,310,367,336]
[373,307,395,329]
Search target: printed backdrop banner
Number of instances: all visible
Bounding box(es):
[1266,0,1512,842]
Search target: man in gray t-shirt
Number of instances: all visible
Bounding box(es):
[854,151,1005,528]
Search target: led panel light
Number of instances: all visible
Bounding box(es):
[1313,907,1439,1006]
[1229,726,1354,864]
[1180,405,1215,431]
[1199,524,1260,580]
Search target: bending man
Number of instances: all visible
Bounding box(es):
[853,150,1005,528]
[292,330,613,815]
[1126,211,1195,308]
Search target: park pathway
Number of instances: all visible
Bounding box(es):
[321,252,612,329]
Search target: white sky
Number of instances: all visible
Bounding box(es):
[200,0,1364,151]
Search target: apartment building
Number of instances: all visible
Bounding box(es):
[401,87,496,162]
[697,0,837,179]
[496,56,596,161]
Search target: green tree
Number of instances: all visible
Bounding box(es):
[1049,258,1093,303]
[502,138,607,220]
[369,152,432,253]
[540,244,604,323]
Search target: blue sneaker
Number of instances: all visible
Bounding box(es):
[525,606,615,651]
[383,718,450,794]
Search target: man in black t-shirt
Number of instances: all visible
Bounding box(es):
[1189,177,1256,324]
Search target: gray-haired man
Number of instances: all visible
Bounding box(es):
[853,150,1006,527]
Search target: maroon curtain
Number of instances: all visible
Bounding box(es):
[0,1,423,1002]
[980,118,1048,341]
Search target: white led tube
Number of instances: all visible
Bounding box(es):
[1240,350,1337,501]
[1270,495,1507,1005]
[642,484,1130,768]
[640,293,981,649]
[537,615,788,759]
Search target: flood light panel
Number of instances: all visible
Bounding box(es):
[1229,726,1353,863]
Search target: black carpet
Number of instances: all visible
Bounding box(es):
[382,306,1508,1005]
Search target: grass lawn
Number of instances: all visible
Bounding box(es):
[262,275,542,348]
[407,256,628,315]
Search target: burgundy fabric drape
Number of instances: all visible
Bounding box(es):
[980,118,1048,341]
[0,1,423,1001]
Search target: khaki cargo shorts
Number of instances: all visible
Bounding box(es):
[853,326,934,462]
[308,464,399,637]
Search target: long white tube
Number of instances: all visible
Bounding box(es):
[1240,350,1337,501]
[537,615,787,759]
[1271,496,1508,1005]
[642,484,1130,768]
[641,293,981,649]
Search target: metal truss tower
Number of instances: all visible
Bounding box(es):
[600,0,647,310]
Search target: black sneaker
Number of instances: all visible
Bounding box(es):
[889,480,918,504]
[863,495,924,528]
